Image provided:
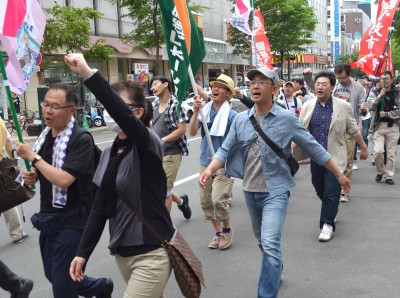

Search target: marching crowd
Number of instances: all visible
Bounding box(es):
[1,55,399,298]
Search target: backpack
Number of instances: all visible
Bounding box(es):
[69,126,102,168]
[77,131,102,168]
[67,126,102,209]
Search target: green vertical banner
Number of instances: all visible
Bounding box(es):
[158,0,206,105]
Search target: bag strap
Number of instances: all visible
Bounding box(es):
[248,114,288,161]
[117,191,168,246]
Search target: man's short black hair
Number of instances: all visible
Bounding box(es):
[48,83,79,105]
[381,71,393,78]
[334,63,351,76]
[294,78,305,85]
[315,71,337,87]
[150,76,173,93]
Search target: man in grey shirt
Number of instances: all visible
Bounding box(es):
[303,63,365,202]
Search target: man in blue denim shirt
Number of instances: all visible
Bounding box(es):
[199,68,351,298]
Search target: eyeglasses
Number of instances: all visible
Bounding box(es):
[250,80,273,86]
[315,82,331,88]
[41,101,74,111]
[212,84,228,90]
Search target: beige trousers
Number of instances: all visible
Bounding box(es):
[344,134,356,182]
[163,154,182,195]
[2,206,23,241]
[373,122,399,179]
[115,248,171,298]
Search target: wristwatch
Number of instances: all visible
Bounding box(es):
[31,155,42,166]
[335,170,344,179]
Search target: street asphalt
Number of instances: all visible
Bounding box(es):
[1,128,399,298]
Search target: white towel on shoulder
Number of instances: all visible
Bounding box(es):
[199,101,230,136]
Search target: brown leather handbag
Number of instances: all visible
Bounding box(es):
[0,158,35,213]
[119,192,205,298]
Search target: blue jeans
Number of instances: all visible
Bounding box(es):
[362,118,371,146]
[40,229,108,298]
[310,161,341,230]
[243,191,289,298]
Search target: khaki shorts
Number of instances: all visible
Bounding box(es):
[163,154,182,191]
[199,165,234,221]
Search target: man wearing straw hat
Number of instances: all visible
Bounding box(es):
[189,74,237,250]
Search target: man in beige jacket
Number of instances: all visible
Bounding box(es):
[295,71,368,242]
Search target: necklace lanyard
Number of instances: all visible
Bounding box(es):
[284,96,295,110]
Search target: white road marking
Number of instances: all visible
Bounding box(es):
[95,140,114,145]
[174,173,199,186]
[187,137,201,143]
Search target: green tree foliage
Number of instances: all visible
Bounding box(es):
[117,0,206,75]
[391,37,400,77]
[227,0,317,79]
[42,3,113,61]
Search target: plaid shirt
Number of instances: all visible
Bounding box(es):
[309,97,333,150]
[153,95,189,156]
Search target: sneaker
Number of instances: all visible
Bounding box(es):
[339,193,349,202]
[177,194,191,220]
[319,224,334,242]
[219,227,234,250]
[385,178,394,185]
[208,236,220,249]
[375,174,383,182]
[352,162,359,170]
[97,278,113,298]
[13,232,30,244]
[11,278,34,298]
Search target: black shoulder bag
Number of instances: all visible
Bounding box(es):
[249,114,299,176]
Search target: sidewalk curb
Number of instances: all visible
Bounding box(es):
[10,126,109,143]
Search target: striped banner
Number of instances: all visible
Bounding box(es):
[159,0,206,104]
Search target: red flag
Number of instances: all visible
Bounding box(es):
[251,9,274,69]
[351,0,400,76]
[0,0,46,94]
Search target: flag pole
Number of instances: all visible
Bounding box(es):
[364,7,400,102]
[187,64,216,156]
[0,51,34,189]
[251,0,257,68]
